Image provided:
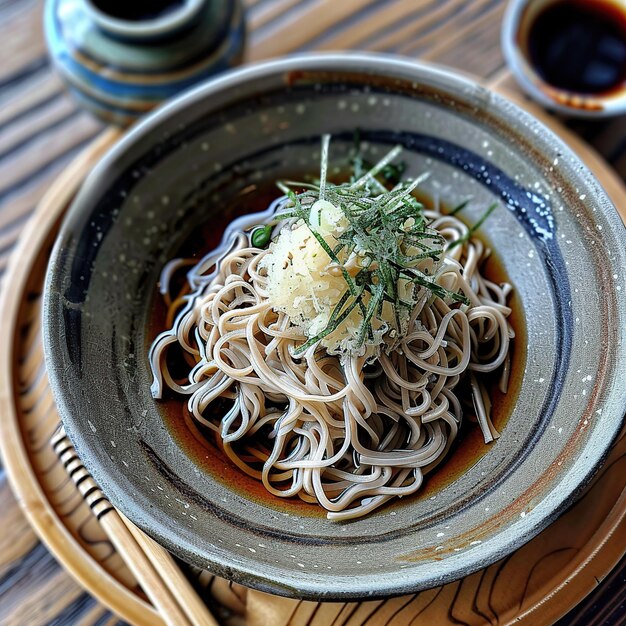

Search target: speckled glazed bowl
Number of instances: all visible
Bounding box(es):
[43,54,626,600]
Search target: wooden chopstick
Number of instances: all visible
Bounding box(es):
[120,513,219,626]
[51,427,219,626]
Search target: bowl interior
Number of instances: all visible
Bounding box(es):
[44,55,626,599]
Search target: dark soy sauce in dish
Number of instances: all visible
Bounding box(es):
[149,183,525,517]
[527,0,626,94]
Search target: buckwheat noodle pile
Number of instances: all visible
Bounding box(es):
[149,141,514,521]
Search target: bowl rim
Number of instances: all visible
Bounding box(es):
[43,51,626,600]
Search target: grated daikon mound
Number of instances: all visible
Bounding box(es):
[260,208,402,358]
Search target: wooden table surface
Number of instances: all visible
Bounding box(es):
[1,1,625,624]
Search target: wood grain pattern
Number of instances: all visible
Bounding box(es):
[0,0,47,86]
[1,0,626,624]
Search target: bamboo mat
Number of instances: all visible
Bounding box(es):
[2,1,626,625]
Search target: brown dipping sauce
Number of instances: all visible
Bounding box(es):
[526,0,626,95]
[149,183,526,518]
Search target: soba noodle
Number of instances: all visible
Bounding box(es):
[149,143,514,521]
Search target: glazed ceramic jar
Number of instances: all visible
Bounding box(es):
[45,0,246,125]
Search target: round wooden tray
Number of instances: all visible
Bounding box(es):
[1,100,625,626]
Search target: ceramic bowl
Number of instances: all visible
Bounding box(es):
[43,53,626,600]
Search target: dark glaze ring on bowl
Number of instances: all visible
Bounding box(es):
[43,53,626,600]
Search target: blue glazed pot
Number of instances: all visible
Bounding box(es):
[45,0,246,126]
